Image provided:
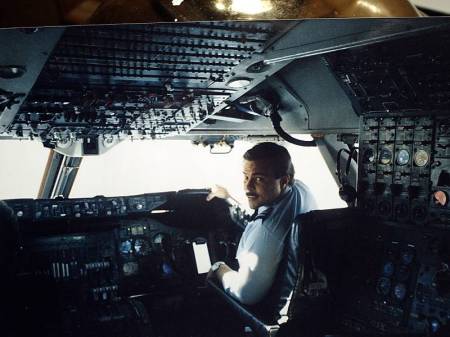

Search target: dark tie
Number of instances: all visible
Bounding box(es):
[249,209,258,221]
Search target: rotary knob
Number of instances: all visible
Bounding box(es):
[363,148,375,164]
[393,283,407,301]
[376,277,391,296]
[433,191,448,207]
[382,261,395,277]
[430,319,441,334]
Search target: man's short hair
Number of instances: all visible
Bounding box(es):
[243,142,295,185]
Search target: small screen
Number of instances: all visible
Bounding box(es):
[192,242,212,274]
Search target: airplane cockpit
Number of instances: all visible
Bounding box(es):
[1,17,450,337]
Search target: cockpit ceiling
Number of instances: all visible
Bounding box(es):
[1,19,450,151]
[10,22,284,144]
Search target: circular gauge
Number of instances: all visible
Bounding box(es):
[401,250,415,265]
[122,262,139,276]
[153,233,168,244]
[430,319,441,334]
[379,148,393,165]
[393,283,407,301]
[414,149,429,167]
[396,149,410,166]
[134,239,151,256]
[378,200,391,214]
[376,277,391,296]
[120,240,133,255]
[152,233,170,253]
[363,148,375,164]
[382,261,395,277]
[162,262,175,278]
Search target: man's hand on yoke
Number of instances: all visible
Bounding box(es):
[206,185,231,201]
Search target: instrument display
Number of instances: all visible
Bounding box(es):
[396,149,410,166]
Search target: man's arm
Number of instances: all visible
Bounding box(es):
[209,222,282,305]
[206,185,240,206]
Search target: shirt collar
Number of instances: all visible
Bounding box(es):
[256,184,292,213]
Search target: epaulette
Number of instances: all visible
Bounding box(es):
[254,207,273,221]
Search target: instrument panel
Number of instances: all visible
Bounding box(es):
[8,190,238,290]
[5,190,239,337]
[117,218,215,295]
[3,22,282,146]
[6,192,171,222]
[337,220,450,336]
[327,28,450,116]
[357,115,450,227]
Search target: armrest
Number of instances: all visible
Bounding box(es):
[207,279,280,337]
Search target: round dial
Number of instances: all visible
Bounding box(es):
[376,277,391,296]
[153,233,168,244]
[393,283,407,301]
[430,319,441,334]
[120,240,133,255]
[379,148,393,165]
[414,149,429,167]
[363,148,375,164]
[396,149,410,166]
[152,233,170,253]
[378,200,391,214]
[122,262,139,276]
[134,239,151,256]
[382,261,395,277]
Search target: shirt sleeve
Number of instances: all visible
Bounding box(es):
[220,220,283,305]
[296,180,318,213]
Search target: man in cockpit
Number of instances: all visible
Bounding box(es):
[206,142,317,305]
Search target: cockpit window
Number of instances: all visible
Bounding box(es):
[68,139,346,210]
[0,138,345,209]
[0,140,50,199]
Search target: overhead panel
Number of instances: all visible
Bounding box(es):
[7,22,282,149]
[327,27,450,115]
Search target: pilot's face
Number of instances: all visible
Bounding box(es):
[243,159,288,209]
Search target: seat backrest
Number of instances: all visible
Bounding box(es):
[255,216,300,324]
[260,208,361,326]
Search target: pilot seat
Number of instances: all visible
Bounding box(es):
[208,208,361,337]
